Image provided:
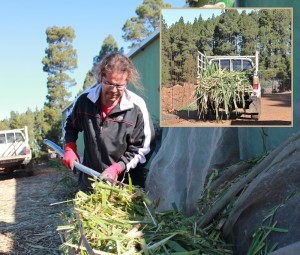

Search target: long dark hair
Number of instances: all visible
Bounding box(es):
[93,52,143,91]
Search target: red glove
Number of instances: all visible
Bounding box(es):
[101,163,122,181]
[63,142,80,169]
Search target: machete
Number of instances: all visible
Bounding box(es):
[43,139,101,179]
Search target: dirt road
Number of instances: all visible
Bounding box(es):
[0,162,77,255]
[161,88,292,127]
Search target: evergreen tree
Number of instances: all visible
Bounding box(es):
[161,9,291,88]
[161,17,171,87]
[0,119,10,130]
[239,10,259,55]
[82,70,96,92]
[6,109,36,154]
[258,9,291,87]
[169,17,197,84]
[9,111,23,130]
[258,9,275,77]
[214,9,240,55]
[42,26,77,144]
[122,0,171,48]
[80,34,123,93]
[33,107,49,156]
[93,34,123,64]
[169,17,186,84]
[193,15,216,55]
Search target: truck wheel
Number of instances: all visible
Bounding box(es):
[22,162,34,176]
[250,98,261,120]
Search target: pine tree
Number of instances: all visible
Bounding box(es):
[42,26,77,144]
[214,9,241,55]
[161,9,291,88]
[122,0,171,48]
[168,17,197,84]
[93,34,123,64]
[239,10,259,55]
[82,70,96,92]
[161,17,171,87]
[80,34,123,93]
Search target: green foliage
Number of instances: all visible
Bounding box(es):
[81,70,96,93]
[0,108,46,157]
[60,181,232,254]
[195,66,253,121]
[80,34,124,94]
[42,26,77,74]
[214,10,241,55]
[42,26,78,145]
[161,16,198,86]
[239,11,259,55]
[161,9,291,90]
[3,26,79,156]
[258,9,292,80]
[122,0,171,48]
[0,120,10,130]
[93,34,123,64]
[161,17,171,87]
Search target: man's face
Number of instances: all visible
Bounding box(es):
[101,71,128,106]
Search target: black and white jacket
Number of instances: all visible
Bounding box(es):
[64,83,156,188]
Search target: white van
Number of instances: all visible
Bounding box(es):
[0,126,32,171]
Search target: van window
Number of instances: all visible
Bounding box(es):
[220,60,230,71]
[233,60,242,70]
[243,60,252,70]
[0,134,5,144]
[15,133,24,142]
[7,133,15,143]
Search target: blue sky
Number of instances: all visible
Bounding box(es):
[0,0,185,120]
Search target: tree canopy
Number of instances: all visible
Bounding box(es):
[79,34,124,93]
[122,0,171,48]
[42,26,78,145]
[161,9,292,87]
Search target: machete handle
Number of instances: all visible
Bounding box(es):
[43,139,101,179]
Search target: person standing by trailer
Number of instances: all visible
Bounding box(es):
[63,52,156,191]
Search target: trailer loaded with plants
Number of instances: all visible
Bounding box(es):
[195,51,262,121]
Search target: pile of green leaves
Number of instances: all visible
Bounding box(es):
[59,181,148,254]
[58,180,232,255]
[195,64,254,121]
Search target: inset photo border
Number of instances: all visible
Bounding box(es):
[160,8,293,127]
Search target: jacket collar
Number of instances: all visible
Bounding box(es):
[87,83,134,110]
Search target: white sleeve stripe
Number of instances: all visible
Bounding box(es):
[126,97,152,171]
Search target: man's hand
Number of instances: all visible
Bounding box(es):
[63,142,80,169]
[100,163,122,182]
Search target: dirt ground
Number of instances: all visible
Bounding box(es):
[0,162,77,255]
[160,84,292,127]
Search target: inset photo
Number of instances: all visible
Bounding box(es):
[160,8,293,127]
